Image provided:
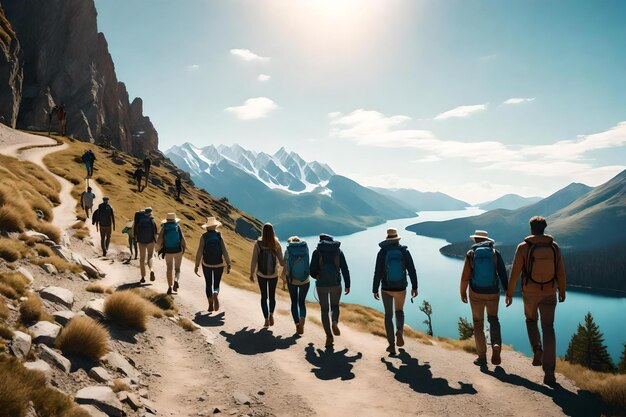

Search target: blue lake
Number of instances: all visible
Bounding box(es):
[287,209,626,362]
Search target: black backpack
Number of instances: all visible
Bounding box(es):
[98,204,113,227]
[203,231,224,265]
[136,213,155,244]
[257,242,276,275]
[317,249,341,286]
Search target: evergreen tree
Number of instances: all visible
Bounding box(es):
[419,300,433,336]
[564,312,616,373]
[618,344,626,374]
[458,316,474,340]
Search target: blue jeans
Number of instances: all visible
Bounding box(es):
[288,282,310,324]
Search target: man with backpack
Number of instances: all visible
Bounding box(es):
[143,157,152,188]
[460,230,508,366]
[81,150,96,178]
[93,196,115,257]
[281,236,311,335]
[175,175,183,200]
[506,216,566,386]
[80,186,96,218]
[134,207,158,284]
[157,212,187,295]
[373,228,418,355]
[133,167,145,192]
[194,217,231,312]
[309,233,351,348]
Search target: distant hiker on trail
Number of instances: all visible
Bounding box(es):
[80,186,96,218]
[143,157,152,188]
[281,236,310,335]
[133,167,145,192]
[310,233,351,348]
[506,216,566,386]
[134,207,158,284]
[194,217,231,313]
[57,104,66,135]
[81,150,96,178]
[175,175,182,200]
[460,230,508,367]
[92,196,115,257]
[157,212,187,295]
[249,223,285,328]
[373,228,418,356]
[121,220,138,260]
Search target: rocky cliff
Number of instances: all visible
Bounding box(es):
[0,4,22,128]
[2,0,158,155]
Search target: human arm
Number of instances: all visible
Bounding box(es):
[152,220,158,243]
[506,243,526,306]
[179,227,187,252]
[555,243,566,302]
[221,238,231,273]
[80,193,84,209]
[275,240,285,266]
[249,242,259,281]
[496,250,509,292]
[111,208,116,231]
[195,234,205,271]
[156,227,164,251]
[460,252,472,303]
[404,249,418,294]
[372,250,384,299]
[309,250,319,279]
[340,251,350,294]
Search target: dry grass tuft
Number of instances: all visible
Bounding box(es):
[0,302,9,320]
[73,228,90,240]
[104,291,149,331]
[0,204,25,232]
[130,287,178,313]
[32,256,83,273]
[0,324,14,339]
[0,237,30,262]
[33,222,61,244]
[178,317,197,332]
[111,378,130,393]
[62,407,93,417]
[557,359,626,409]
[55,316,110,360]
[19,294,53,324]
[0,272,29,298]
[85,283,113,294]
[0,283,17,299]
[34,243,54,257]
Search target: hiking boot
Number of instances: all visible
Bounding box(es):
[325,335,334,348]
[167,287,172,295]
[173,281,179,292]
[150,271,155,282]
[213,293,219,311]
[543,374,557,386]
[332,321,341,336]
[297,318,305,335]
[396,331,405,347]
[208,297,214,312]
[491,344,502,365]
[263,318,270,328]
[386,345,397,355]
[269,314,274,326]
[139,277,145,284]
[532,349,543,366]
[473,356,488,366]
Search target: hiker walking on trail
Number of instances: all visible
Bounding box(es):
[175,175,182,200]
[249,223,285,328]
[81,150,96,178]
[133,167,145,192]
[92,196,115,257]
[281,236,311,335]
[506,216,566,386]
[157,212,187,295]
[57,104,66,135]
[143,157,152,188]
[460,230,508,367]
[134,207,158,284]
[310,233,351,348]
[194,217,231,312]
[80,186,96,218]
[121,221,138,260]
[373,228,418,355]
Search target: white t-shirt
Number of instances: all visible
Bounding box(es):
[82,192,96,207]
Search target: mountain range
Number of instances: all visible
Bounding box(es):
[370,187,469,211]
[477,194,543,211]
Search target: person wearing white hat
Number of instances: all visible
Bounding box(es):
[460,229,509,367]
[121,220,138,260]
[194,217,231,312]
[157,212,187,295]
[372,228,418,355]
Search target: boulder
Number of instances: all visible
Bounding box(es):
[24,360,52,382]
[75,386,126,417]
[52,310,76,326]
[103,351,139,379]
[41,263,58,275]
[40,286,74,308]
[51,245,73,263]
[24,230,49,241]
[10,330,32,358]
[28,321,61,346]
[125,393,141,411]
[149,177,162,187]
[83,298,106,320]
[79,405,109,417]
[43,239,56,247]
[233,392,251,405]
[235,218,261,240]
[17,267,34,284]
[88,366,112,383]
[73,253,103,278]
[37,344,71,373]
[140,398,157,415]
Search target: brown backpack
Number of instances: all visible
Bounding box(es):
[523,239,557,290]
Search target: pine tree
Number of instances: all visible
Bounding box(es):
[419,300,433,336]
[458,316,474,340]
[564,312,616,373]
[618,344,626,374]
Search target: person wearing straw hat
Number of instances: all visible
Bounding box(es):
[121,220,138,261]
[157,212,187,295]
[135,207,158,283]
[460,230,508,367]
[194,217,231,312]
[372,228,418,355]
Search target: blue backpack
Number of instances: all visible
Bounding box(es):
[287,241,309,282]
[384,247,406,289]
[162,222,182,251]
[471,245,498,289]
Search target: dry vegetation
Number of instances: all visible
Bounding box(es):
[557,359,626,409]
[0,324,13,339]
[31,255,83,273]
[55,316,110,360]
[19,294,53,324]
[178,317,197,332]
[0,237,31,262]
[0,301,9,320]
[111,378,131,393]
[104,291,149,331]
[85,283,113,294]
[0,271,29,300]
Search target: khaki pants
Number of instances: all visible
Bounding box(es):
[138,242,155,278]
[523,293,557,375]
[469,289,501,357]
[317,286,342,336]
[165,252,183,287]
[382,290,406,346]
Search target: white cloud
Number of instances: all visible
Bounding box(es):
[434,104,487,120]
[257,74,271,82]
[503,97,535,105]
[187,64,200,70]
[412,155,442,163]
[230,48,269,62]
[224,97,278,120]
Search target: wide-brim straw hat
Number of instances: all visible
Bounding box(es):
[201,216,222,229]
[385,228,401,241]
[161,212,180,224]
[470,230,494,242]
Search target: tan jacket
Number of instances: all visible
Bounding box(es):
[194,232,231,268]
[507,235,566,297]
[250,238,285,279]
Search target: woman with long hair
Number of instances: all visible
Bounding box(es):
[250,223,285,327]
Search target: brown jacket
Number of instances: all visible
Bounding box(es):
[507,235,566,297]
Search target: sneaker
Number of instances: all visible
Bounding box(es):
[332,321,341,336]
[173,281,179,292]
[473,356,488,366]
[325,335,334,348]
[396,331,405,347]
[543,374,557,386]
[167,287,172,295]
[269,314,274,326]
[386,345,397,355]
[532,349,543,366]
[213,294,219,311]
[139,277,145,284]
[150,271,155,282]
[263,318,270,328]
[491,344,502,365]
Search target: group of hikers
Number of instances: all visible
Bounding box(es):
[133,157,152,192]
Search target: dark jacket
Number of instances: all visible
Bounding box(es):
[373,240,418,292]
[96,203,114,227]
[460,241,508,295]
[309,234,350,288]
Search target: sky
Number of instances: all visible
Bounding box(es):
[94,0,626,204]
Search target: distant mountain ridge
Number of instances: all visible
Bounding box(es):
[477,194,542,211]
[370,187,469,211]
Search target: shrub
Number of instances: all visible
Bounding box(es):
[20,294,53,324]
[111,379,130,393]
[178,317,197,332]
[55,316,110,360]
[74,228,89,240]
[131,288,177,313]
[86,283,112,294]
[33,222,62,244]
[0,324,14,339]
[104,291,148,331]
[0,204,25,232]
[0,238,24,262]
[0,284,17,299]
[0,302,9,320]
[32,256,82,273]
[557,359,626,409]
[34,243,54,257]
[458,316,474,340]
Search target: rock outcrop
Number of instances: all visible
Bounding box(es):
[0,4,22,127]
[2,0,158,155]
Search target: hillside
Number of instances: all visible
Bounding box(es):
[477,194,543,211]
[370,187,469,211]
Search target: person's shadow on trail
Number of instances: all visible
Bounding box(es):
[381,349,477,396]
[194,311,225,327]
[219,327,297,355]
[304,343,363,381]
[482,366,606,417]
